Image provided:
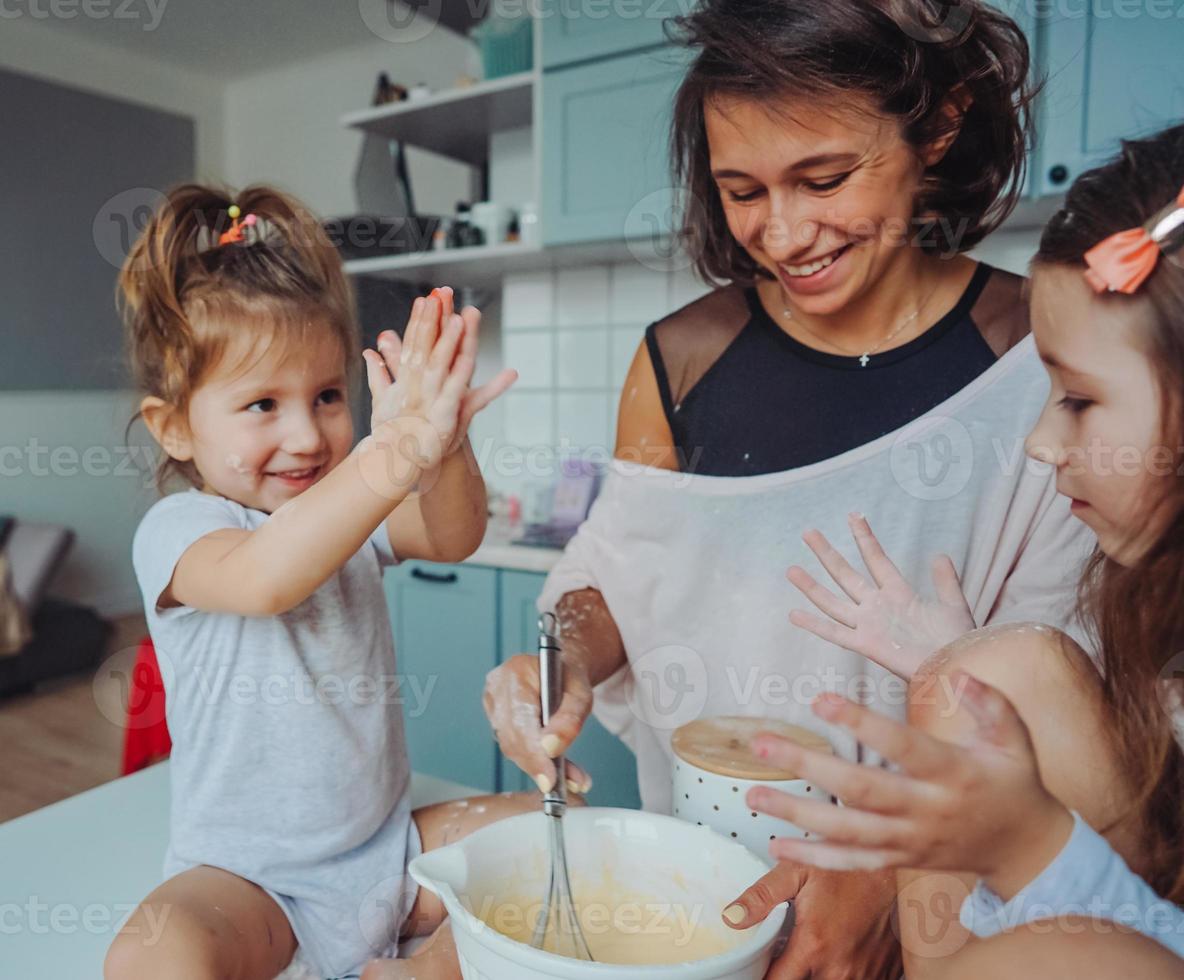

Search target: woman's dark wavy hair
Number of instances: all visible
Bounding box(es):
[668,0,1037,285]
[1034,123,1184,904]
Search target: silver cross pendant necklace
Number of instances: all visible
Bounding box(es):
[781,276,943,367]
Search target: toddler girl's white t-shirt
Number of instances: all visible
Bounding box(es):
[132,489,418,978]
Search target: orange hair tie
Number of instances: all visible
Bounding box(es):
[217,204,258,247]
[1083,185,1184,295]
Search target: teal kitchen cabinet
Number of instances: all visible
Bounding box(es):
[385,562,500,792]
[1036,9,1184,197]
[542,45,691,246]
[498,570,642,809]
[540,0,694,69]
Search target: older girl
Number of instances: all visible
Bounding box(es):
[747,125,1184,977]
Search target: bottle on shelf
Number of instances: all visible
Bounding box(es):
[446,201,485,249]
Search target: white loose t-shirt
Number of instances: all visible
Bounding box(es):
[540,335,1096,813]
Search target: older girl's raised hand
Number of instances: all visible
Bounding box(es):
[788,513,975,680]
[748,678,1074,902]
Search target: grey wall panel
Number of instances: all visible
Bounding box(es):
[0,67,195,389]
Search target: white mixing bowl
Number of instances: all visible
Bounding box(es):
[408,807,788,980]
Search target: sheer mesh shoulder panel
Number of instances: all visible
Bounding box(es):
[969,267,1030,358]
[648,287,752,408]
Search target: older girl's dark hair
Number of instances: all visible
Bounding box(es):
[669,0,1036,285]
[1035,123,1184,904]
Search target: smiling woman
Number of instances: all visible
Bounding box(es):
[481,2,1102,979]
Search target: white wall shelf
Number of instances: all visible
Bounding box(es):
[343,238,674,291]
[340,71,535,167]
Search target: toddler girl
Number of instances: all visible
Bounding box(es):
[103,184,553,980]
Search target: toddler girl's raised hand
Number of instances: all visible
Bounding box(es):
[788,513,975,680]
[364,286,516,461]
[748,678,1074,901]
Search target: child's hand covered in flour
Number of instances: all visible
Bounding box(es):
[787,513,975,680]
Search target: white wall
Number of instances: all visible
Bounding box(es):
[0,18,226,179]
[2,19,482,617]
[223,33,480,219]
[0,20,228,616]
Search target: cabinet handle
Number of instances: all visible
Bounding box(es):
[1048,164,1069,186]
[411,568,459,585]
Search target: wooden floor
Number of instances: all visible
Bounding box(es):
[0,613,146,823]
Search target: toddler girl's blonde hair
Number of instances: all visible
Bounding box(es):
[118,183,360,489]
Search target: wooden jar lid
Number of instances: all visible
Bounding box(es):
[672,716,833,780]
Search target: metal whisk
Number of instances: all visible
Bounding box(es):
[531,613,595,961]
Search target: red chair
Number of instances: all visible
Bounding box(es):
[120,637,172,775]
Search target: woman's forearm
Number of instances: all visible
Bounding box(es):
[555,588,629,686]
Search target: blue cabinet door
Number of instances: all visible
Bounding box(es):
[1037,11,1184,197]
[540,0,694,69]
[541,45,691,246]
[498,570,642,809]
[385,562,499,792]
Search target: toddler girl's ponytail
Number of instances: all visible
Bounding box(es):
[118,183,359,489]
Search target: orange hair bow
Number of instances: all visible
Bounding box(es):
[1084,185,1184,295]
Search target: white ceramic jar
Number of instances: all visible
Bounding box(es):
[671,717,834,858]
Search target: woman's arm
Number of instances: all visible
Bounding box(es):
[614,339,679,472]
[483,337,677,787]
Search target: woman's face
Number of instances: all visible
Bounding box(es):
[705,94,937,316]
[1025,266,1169,567]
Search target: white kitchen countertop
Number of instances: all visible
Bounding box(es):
[0,763,480,977]
[461,521,564,574]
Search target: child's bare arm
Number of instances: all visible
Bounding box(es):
[382,440,487,563]
[374,288,514,563]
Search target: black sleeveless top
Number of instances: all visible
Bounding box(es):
[645,263,1031,477]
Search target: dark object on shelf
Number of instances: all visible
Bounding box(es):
[447,201,485,249]
[328,126,440,260]
[373,71,408,106]
[399,0,488,37]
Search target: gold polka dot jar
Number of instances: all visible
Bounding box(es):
[671,716,834,860]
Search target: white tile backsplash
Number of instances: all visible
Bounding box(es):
[556,266,610,327]
[503,330,554,389]
[504,391,555,447]
[503,271,554,330]
[556,328,609,388]
[556,392,613,452]
[610,261,670,325]
[484,262,678,495]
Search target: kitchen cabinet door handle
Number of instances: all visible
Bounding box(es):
[411,568,460,585]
